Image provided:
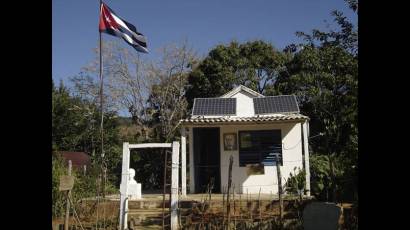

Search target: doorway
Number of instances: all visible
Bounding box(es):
[193,127,221,193]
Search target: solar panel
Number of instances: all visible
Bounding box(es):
[253,95,299,114]
[192,98,236,116]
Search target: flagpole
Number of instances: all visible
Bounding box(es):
[99,0,106,199]
[98,0,147,201]
[99,0,104,159]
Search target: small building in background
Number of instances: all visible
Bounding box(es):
[59,151,91,174]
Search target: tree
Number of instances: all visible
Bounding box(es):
[72,40,198,143]
[52,80,123,219]
[70,40,199,190]
[52,151,67,218]
[131,42,198,190]
[52,80,121,174]
[146,41,198,142]
[52,80,94,152]
[287,0,357,56]
[278,0,358,202]
[71,40,151,128]
[186,40,289,108]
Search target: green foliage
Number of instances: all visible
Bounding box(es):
[70,165,118,202]
[52,152,67,218]
[52,81,122,218]
[309,155,330,198]
[277,44,358,158]
[52,81,122,176]
[52,151,118,218]
[310,154,356,202]
[130,148,167,190]
[285,167,306,196]
[278,2,358,202]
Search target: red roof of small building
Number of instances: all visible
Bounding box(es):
[59,151,91,168]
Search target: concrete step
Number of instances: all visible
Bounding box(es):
[128,199,281,209]
[128,212,165,227]
[125,199,296,228]
[128,200,195,209]
[129,208,167,213]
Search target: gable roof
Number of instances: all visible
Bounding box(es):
[220,85,264,98]
[187,84,306,120]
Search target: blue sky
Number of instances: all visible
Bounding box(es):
[52,0,356,86]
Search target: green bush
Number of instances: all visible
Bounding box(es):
[310,154,331,200]
[285,167,306,197]
[52,152,119,218]
[52,152,67,218]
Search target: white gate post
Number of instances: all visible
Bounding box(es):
[181,127,187,197]
[188,127,195,193]
[302,121,311,196]
[170,141,180,229]
[119,142,130,230]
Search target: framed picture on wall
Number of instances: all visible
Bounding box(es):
[223,133,237,151]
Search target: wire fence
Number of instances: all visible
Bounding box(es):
[53,147,355,230]
[53,197,120,230]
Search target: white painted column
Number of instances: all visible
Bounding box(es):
[119,142,130,230]
[170,141,180,229]
[188,127,195,193]
[181,127,187,197]
[302,121,311,196]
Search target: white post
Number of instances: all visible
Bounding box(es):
[170,141,180,229]
[64,160,72,230]
[188,127,195,193]
[181,127,187,197]
[119,142,130,230]
[302,122,311,196]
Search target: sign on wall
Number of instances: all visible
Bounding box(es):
[224,133,237,150]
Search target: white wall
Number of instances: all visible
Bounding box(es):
[219,122,303,194]
[200,91,256,118]
[231,91,255,117]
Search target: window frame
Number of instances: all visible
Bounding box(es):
[238,129,283,167]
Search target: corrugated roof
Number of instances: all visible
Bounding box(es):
[181,114,308,125]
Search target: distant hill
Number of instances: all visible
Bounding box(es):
[117,116,132,126]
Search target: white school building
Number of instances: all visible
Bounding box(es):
[179,85,311,195]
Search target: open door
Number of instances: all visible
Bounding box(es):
[193,127,221,193]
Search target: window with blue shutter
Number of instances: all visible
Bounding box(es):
[238,130,282,166]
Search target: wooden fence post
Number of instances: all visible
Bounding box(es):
[227,155,233,228]
[64,160,72,230]
[275,154,283,222]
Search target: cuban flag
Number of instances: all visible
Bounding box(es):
[99,2,148,53]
